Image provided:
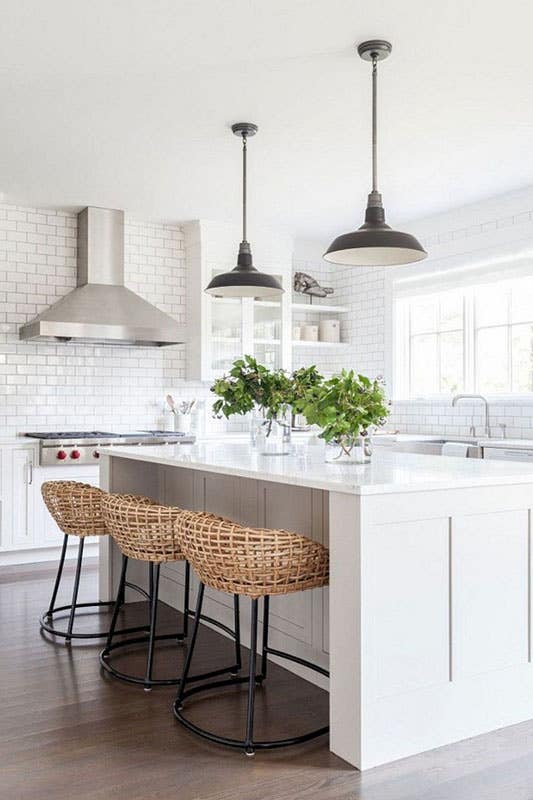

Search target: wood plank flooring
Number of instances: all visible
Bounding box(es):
[3,563,533,799]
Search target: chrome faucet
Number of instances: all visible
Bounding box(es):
[452,394,491,438]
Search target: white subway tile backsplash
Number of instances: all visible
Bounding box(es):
[0,204,215,435]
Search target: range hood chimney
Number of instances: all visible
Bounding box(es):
[19,207,185,347]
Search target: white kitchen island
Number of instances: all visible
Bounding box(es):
[98,441,533,769]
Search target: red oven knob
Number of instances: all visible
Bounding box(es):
[57,450,67,460]
[70,449,81,460]
[93,450,100,459]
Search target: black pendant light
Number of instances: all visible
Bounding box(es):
[205,123,284,298]
[324,40,427,267]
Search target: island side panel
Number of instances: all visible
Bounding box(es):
[157,465,197,616]
[359,481,533,770]
[328,491,363,768]
[99,454,163,602]
[159,467,262,634]
[158,466,330,683]
[259,480,329,679]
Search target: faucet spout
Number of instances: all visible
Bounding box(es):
[452,394,490,438]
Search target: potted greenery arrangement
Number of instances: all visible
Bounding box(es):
[211,355,293,454]
[211,356,323,455]
[296,369,389,463]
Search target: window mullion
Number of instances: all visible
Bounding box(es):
[464,289,475,392]
[508,323,513,392]
[407,303,412,398]
[507,291,513,392]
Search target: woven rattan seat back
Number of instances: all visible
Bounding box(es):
[175,510,329,599]
[102,493,187,563]
[41,481,106,537]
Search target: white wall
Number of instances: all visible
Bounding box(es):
[0,203,216,435]
[293,187,533,440]
[7,186,533,441]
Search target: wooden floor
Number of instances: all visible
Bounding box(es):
[3,566,533,800]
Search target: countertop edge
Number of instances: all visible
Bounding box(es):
[99,446,533,496]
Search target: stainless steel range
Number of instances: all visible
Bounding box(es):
[25,430,196,466]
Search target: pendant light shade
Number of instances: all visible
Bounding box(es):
[205,123,284,299]
[324,40,427,267]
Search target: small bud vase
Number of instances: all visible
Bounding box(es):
[256,412,292,455]
[325,434,372,464]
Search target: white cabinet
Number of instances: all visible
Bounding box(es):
[8,445,36,548]
[0,441,99,565]
[483,446,533,461]
[184,220,292,381]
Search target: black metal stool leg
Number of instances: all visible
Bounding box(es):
[148,563,154,609]
[116,562,126,606]
[261,595,270,680]
[144,564,160,691]
[182,562,191,640]
[231,595,241,675]
[244,598,259,756]
[46,534,68,617]
[105,555,129,650]
[175,582,205,709]
[173,588,328,751]
[65,537,85,645]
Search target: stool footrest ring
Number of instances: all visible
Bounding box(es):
[100,636,240,688]
[173,645,329,752]
[264,646,329,678]
[39,581,149,640]
[99,611,241,688]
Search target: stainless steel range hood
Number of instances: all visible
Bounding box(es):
[19,207,185,347]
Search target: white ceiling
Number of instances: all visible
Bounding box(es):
[1,0,533,241]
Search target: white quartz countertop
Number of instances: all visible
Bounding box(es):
[479,438,533,450]
[0,436,39,445]
[99,440,533,495]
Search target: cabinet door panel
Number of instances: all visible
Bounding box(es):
[10,448,35,547]
[259,481,324,646]
[452,509,529,677]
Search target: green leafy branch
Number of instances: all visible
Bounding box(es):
[211,355,297,421]
[298,369,389,446]
[211,358,389,449]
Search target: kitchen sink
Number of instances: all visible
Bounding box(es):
[373,435,483,458]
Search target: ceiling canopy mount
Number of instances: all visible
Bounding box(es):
[356,39,391,62]
[231,122,258,138]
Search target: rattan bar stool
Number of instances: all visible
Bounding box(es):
[173,510,330,756]
[40,481,148,644]
[100,494,242,691]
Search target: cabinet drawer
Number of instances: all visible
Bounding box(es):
[483,447,533,462]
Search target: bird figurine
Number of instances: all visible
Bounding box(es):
[293,272,334,299]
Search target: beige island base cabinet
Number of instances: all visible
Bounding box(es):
[98,442,533,769]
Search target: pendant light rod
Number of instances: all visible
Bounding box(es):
[232,122,257,243]
[357,40,391,197]
[242,132,248,242]
[372,54,378,193]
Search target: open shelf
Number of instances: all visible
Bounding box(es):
[211,297,240,305]
[210,298,281,308]
[291,302,349,314]
[292,340,349,349]
[255,300,281,308]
